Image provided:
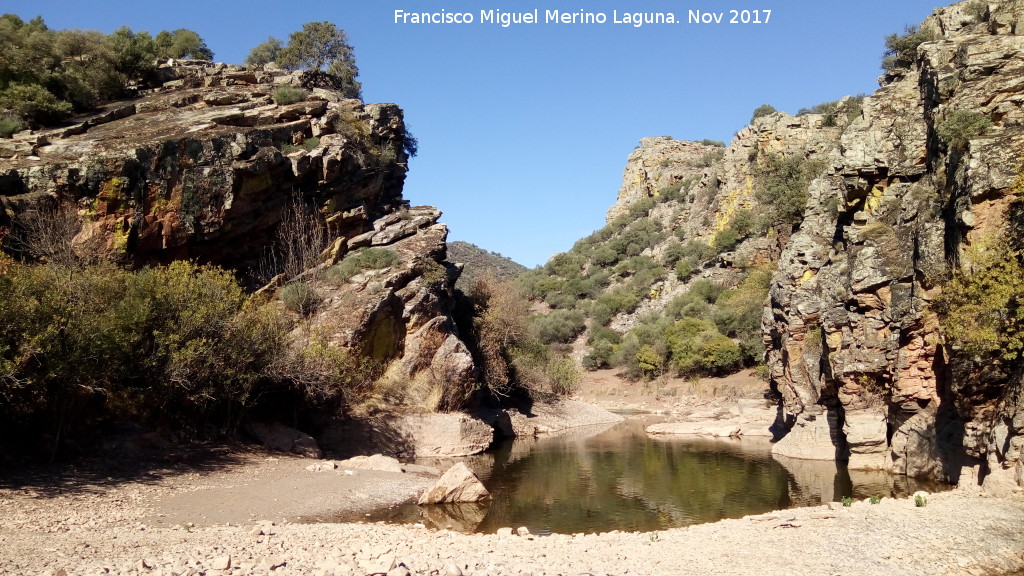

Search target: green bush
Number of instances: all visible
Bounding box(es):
[882,25,937,73]
[272,85,309,105]
[751,104,778,123]
[914,494,927,507]
[658,180,686,202]
[712,265,773,355]
[697,139,726,147]
[936,109,991,151]
[713,228,740,252]
[0,84,73,125]
[0,17,213,127]
[731,208,758,237]
[326,247,400,283]
[280,281,322,316]
[675,259,695,280]
[796,96,866,127]
[545,356,582,396]
[582,339,615,370]
[666,318,742,376]
[459,278,578,401]
[281,137,321,154]
[754,153,824,231]
[936,238,1024,361]
[0,117,23,137]
[0,259,290,453]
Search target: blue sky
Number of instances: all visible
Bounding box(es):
[10,1,943,267]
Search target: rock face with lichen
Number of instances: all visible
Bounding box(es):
[595,0,1024,492]
[0,59,476,413]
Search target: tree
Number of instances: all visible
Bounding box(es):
[881,25,936,73]
[245,37,282,68]
[106,26,156,79]
[277,21,361,99]
[751,104,777,123]
[154,29,213,60]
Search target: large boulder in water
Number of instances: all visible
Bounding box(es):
[418,463,490,504]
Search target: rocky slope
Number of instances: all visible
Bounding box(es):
[574,0,1024,492]
[0,59,477,415]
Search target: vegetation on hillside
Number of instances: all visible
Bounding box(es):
[455,277,581,401]
[447,240,527,290]
[0,14,212,127]
[516,180,774,382]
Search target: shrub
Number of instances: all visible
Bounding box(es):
[258,197,329,282]
[272,85,309,105]
[796,96,866,127]
[281,137,321,154]
[936,109,991,151]
[841,496,853,507]
[591,245,620,267]
[882,25,937,73]
[636,344,663,377]
[326,247,400,283]
[459,277,578,401]
[658,181,685,202]
[731,208,757,237]
[754,153,824,231]
[697,139,726,147]
[914,494,927,507]
[935,237,1024,361]
[713,227,740,252]
[675,259,695,280]
[870,495,881,505]
[713,265,773,346]
[0,117,23,138]
[280,281,322,316]
[699,149,725,167]
[665,317,742,376]
[0,259,290,454]
[545,356,581,396]
[582,339,615,370]
[751,104,777,123]
[0,84,73,125]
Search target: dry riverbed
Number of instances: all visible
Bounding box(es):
[2,445,1024,576]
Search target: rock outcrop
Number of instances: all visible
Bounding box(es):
[417,463,491,504]
[764,0,1024,491]
[0,59,478,416]
[0,60,408,269]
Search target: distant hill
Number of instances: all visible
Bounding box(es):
[447,241,527,290]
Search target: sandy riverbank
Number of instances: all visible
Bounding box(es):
[2,440,1024,576]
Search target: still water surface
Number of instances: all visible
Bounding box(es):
[362,418,942,534]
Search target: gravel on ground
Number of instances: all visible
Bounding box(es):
[2,447,1023,576]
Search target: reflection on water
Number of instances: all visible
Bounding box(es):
[361,418,945,534]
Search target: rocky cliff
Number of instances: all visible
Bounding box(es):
[0,59,476,413]
[588,0,1024,492]
[765,0,1024,493]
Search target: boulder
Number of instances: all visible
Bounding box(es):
[245,421,322,458]
[418,463,490,504]
[336,454,404,473]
